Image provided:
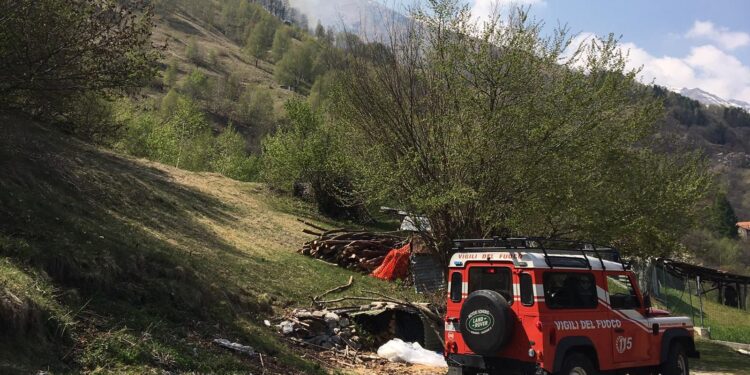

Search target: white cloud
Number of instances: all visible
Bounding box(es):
[567,32,750,103]
[686,20,750,50]
[625,43,750,102]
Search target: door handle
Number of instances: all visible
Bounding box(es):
[614,328,625,333]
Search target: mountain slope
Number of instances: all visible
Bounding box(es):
[680,87,750,113]
[0,113,408,373]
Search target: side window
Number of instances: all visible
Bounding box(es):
[607,274,641,309]
[543,272,598,309]
[468,267,512,303]
[520,273,534,306]
[450,272,462,302]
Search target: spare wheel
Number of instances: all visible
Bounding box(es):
[459,289,514,355]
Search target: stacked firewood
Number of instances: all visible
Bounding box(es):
[298,220,405,272]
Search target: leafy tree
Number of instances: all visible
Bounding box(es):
[237,87,275,130]
[245,16,276,66]
[274,42,316,89]
[163,59,179,88]
[710,194,739,238]
[208,49,219,68]
[271,26,293,62]
[331,0,712,261]
[212,124,260,181]
[185,37,202,64]
[0,0,158,118]
[160,89,181,117]
[182,69,209,99]
[262,100,356,217]
[315,22,326,40]
[309,71,338,110]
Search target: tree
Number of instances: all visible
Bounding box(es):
[262,100,357,218]
[163,59,179,88]
[0,0,159,117]
[271,26,293,62]
[185,37,202,64]
[315,22,326,41]
[331,0,712,261]
[710,194,739,238]
[182,69,209,99]
[245,16,276,66]
[274,42,316,89]
[237,87,275,130]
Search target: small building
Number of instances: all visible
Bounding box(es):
[737,222,750,239]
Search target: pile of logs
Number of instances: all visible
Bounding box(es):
[297,220,405,273]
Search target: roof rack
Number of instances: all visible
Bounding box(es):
[452,237,625,271]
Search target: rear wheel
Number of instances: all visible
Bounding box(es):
[660,343,689,375]
[557,352,597,375]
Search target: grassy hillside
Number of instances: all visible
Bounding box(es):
[0,113,411,374]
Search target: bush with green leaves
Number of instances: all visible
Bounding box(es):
[0,0,158,124]
[115,95,258,181]
[262,100,357,218]
[271,26,293,62]
[182,69,210,100]
[275,41,317,89]
[236,87,275,130]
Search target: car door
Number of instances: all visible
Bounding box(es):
[606,273,651,365]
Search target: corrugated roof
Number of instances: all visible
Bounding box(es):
[737,222,750,230]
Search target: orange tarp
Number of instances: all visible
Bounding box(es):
[371,243,411,281]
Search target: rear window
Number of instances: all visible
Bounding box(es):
[468,267,512,302]
[543,272,598,309]
[450,272,462,302]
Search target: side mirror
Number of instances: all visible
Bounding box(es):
[643,293,652,309]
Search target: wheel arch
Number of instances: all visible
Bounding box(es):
[660,328,697,364]
[553,336,600,373]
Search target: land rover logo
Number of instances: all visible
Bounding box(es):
[467,309,494,334]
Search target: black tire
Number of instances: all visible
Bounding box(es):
[557,352,597,375]
[459,290,513,355]
[660,343,689,375]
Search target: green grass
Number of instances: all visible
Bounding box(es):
[657,286,750,344]
[0,115,417,374]
[693,339,750,375]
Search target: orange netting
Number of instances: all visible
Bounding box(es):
[371,242,411,280]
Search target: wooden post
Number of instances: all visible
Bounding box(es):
[687,275,695,326]
[697,275,705,328]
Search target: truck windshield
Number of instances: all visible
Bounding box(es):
[468,266,512,302]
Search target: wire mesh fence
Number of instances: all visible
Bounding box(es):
[636,261,750,344]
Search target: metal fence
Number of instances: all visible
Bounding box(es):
[634,260,750,344]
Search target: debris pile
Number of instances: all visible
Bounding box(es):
[277,308,361,351]
[298,220,406,273]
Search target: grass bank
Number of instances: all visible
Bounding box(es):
[0,114,413,373]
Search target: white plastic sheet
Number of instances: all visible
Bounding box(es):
[377,338,447,367]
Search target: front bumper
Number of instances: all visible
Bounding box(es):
[447,354,540,374]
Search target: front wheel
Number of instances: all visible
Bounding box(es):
[660,343,689,375]
[557,352,597,375]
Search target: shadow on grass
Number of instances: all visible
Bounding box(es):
[0,114,320,374]
[694,340,750,375]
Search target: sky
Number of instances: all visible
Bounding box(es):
[382,0,750,103]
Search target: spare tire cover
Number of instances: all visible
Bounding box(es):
[459,289,513,355]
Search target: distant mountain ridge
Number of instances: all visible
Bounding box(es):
[288,0,408,39]
[679,87,750,113]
